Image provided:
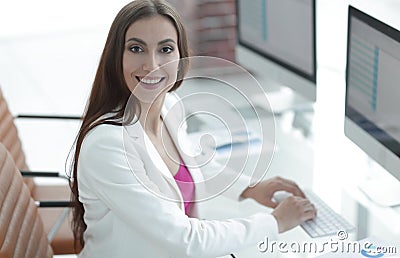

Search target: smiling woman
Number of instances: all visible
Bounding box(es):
[69,0,316,257]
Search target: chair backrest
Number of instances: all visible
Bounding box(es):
[0,87,33,192]
[0,143,53,258]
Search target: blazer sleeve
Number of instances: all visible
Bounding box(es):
[78,124,278,257]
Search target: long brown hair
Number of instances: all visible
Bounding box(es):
[70,0,189,249]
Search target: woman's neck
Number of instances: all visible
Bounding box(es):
[139,96,165,137]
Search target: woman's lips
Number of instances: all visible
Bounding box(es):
[136,76,165,90]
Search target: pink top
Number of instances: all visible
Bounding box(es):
[173,161,195,215]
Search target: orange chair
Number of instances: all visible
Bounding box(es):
[0,88,81,254]
[0,143,54,258]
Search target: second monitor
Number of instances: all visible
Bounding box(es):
[235,0,316,114]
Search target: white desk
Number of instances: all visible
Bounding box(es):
[341,185,400,246]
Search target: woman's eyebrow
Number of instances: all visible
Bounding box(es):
[126,37,146,45]
[126,37,176,45]
[158,38,176,45]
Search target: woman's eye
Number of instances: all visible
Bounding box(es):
[161,46,174,54]
[129,46,143,53]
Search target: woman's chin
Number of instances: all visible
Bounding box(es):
[133,89,167,105]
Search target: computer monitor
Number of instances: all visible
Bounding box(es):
[345,6,400,206]
[235,0,316,113]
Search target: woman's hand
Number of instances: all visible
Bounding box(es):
[271,196,316,233]
[240,176,306,208]
[240,176,316,233]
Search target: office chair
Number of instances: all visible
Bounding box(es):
[0,143,54,258]
[0,87,81,254]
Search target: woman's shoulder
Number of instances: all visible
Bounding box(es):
[87,122,122,137]
[83,121,141,149]
[80,124,121,152]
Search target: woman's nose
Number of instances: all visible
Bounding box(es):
[142,53,159,71]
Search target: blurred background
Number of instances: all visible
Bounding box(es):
[1,0,399,114]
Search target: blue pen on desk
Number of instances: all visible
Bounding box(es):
[215,135,261,152]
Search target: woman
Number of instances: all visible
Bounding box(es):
[70,0,316,257]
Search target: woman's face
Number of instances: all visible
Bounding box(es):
[123,15,180,104]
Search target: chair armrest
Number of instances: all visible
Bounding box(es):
[35,200,73,208]
[34,205,72,242]
[15,114,82,120]
[20,170,69,181]
[34,202,73,241]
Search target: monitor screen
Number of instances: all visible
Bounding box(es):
[236,0,316,101]
[345,6,400,182]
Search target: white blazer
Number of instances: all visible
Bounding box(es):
[77,93,278,258]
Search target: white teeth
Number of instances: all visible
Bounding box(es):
[140,77,162,84]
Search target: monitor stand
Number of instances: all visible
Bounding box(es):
[250,85,315,137]
[251,86,313,115]
[358,159,400,207]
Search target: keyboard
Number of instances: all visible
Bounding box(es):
[301,190,356,238]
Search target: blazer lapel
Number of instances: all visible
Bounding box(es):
[162,93,208,201]
[124,120,184,210]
